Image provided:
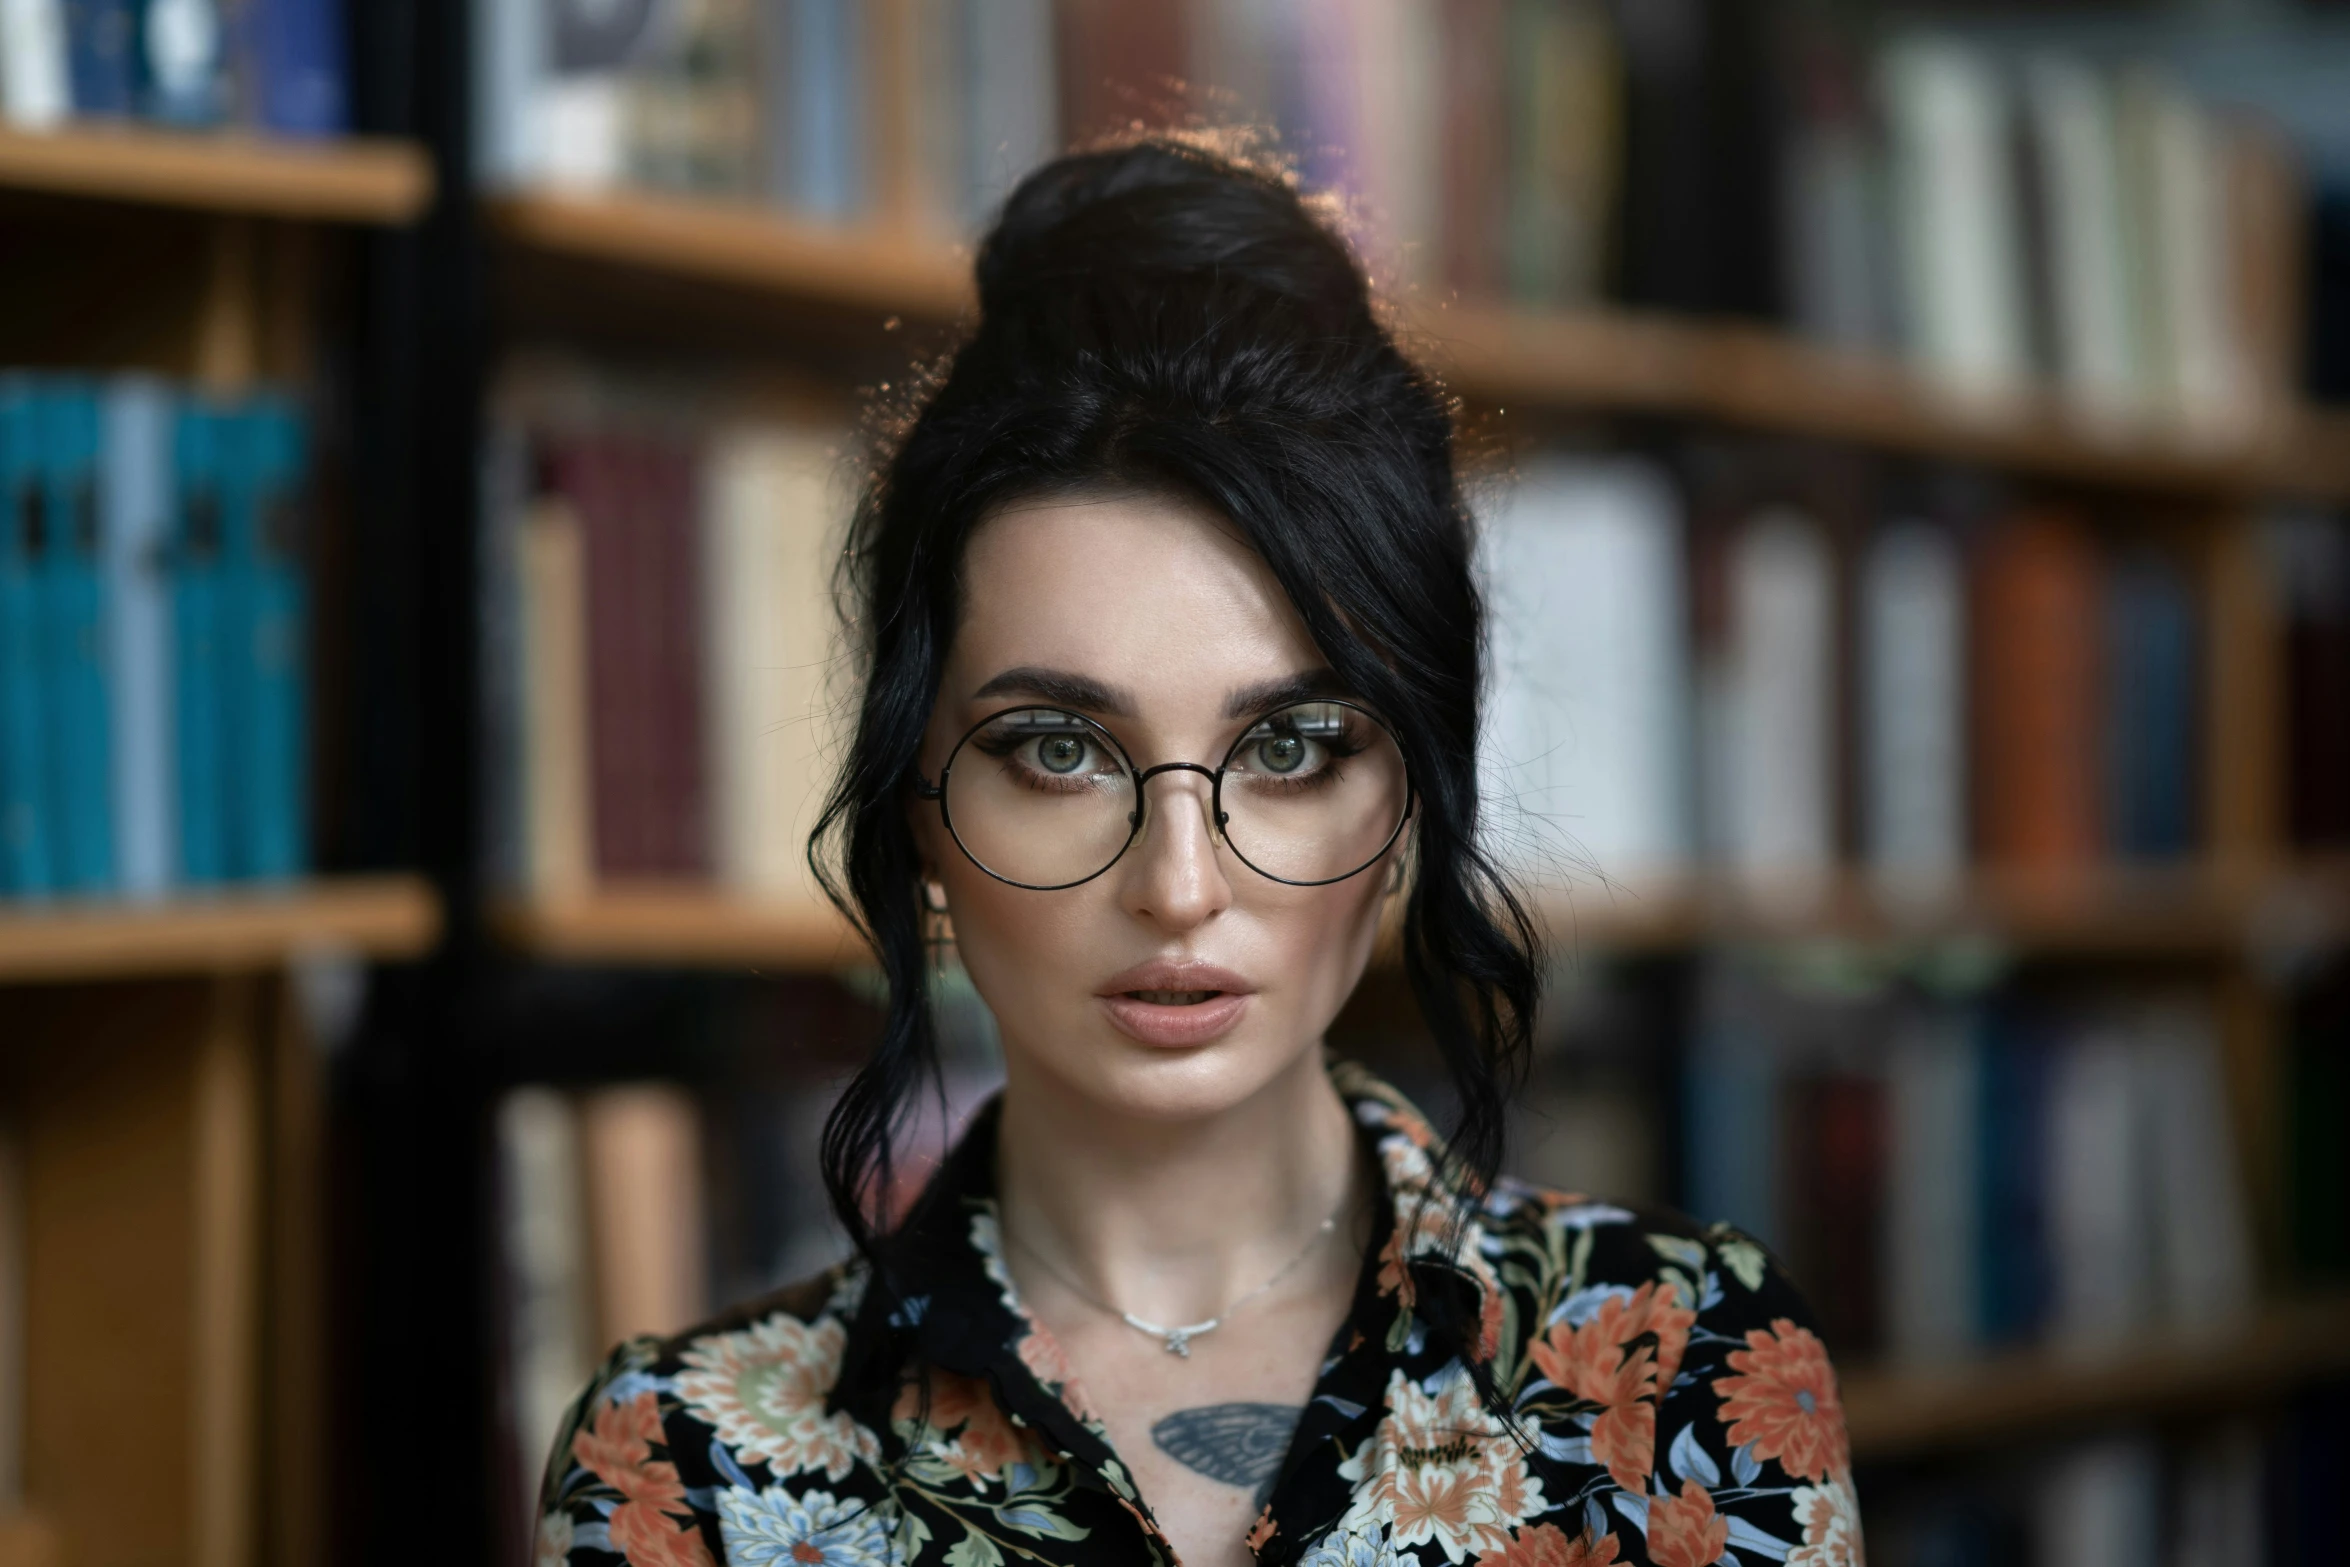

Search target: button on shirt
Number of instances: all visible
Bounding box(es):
[534,1062,1863,1567]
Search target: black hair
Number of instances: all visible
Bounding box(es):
[810,136,1541,1281]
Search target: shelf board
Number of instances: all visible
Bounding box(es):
[491,883,867,970]
[0,123,432,223]
[490,864,2348,972]
[1844,1292,2350,1461]
[484,187,2350,501]
[0,876,440,984]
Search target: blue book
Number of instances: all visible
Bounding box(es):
[170,401,228,885]
[787,0,865,219]
[103,377,175,898]
[0,380,52,898]
[227,396,306,880]
[136,0,227,126]
[2104,554,2198,859]
[40,382,112,893]
[247,0,344,135]
[1976,1008,2051,1346]
[65,0,138,114]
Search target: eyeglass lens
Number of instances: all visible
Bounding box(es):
[939,701,1409,889]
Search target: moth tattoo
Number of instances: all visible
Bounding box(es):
[1150,1403,1303,1506]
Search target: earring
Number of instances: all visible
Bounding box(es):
[921,878,955,952]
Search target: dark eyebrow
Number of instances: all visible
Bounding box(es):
[1223,669,1348,720]
[970,666,1138,717]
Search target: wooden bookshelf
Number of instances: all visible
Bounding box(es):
[491,883,866,970]
[485,187,2350,502]
[0,876,440,984]
[0,123,431,223]
[1844,1291,2350,1462]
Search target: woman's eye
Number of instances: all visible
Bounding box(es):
[1256,734,1309,773]
[1034,735,1090,774]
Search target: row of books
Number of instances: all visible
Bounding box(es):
[0,375,310,900]
[479,388,849,897]
[1481,454,2317,899]
[471,3,2322,427]
[0,0,349,135]
[1869,1415,2326,1567]
[1688,960,2260,1369]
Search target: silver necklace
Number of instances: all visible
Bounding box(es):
[1003,1197,1349,1358]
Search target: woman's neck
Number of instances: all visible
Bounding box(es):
[993,1048,1365,1328]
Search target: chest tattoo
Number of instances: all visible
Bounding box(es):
[1149,1402,1304,1506]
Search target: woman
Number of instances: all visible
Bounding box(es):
[535,140,1861,1567]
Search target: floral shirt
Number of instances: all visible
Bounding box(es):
[535,1062,1864,1567]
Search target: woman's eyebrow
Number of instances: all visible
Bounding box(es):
[971,666,1137,716]
[1223,669,1346,719]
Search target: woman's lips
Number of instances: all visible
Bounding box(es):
[1096,962,1255,1048]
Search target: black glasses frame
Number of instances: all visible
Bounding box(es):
[914,699,1416,892]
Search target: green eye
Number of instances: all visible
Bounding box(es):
[1037,735,1088,774]
[1258,734,1307,773]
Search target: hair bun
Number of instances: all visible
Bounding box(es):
[972,140,1375,340]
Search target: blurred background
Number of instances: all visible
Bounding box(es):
[0,0,2344,1564]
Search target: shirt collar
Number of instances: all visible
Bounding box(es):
[834,1059,1502,1432]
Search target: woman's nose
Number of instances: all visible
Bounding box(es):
[1117,767,1233,931]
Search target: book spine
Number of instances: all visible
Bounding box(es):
[102,376,174,898]
[171,402,227,885]
[0,382,52,897]
[1973,509,2102,870]
[41,381,112,893]
[64,0,137,114]
[0,0,70,126]
[239,395,307,880]
[1727,507,1835,903]
[246,0,345,136]
[1861,519,1965,900]
[138,0,230,126]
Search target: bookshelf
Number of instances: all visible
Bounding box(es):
[0,876,439,983]
[0,123,431,223]
[485,187,2350,504]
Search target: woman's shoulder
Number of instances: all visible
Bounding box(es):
[1476,1176,1819,1329]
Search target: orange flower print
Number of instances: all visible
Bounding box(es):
[1475,1521,1623,1567]
[570,1392,714,1567]
[1713,1318,1851,1484]
[894,1369,1042,1490]
[1015,1323,1100,1423]
[1527,1282,1697,1493]
[1247,1505,1278,1554]
[1647,1479,1730,1567]
[1336,1368,1548,1561]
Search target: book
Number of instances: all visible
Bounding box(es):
[2031,1436,2160,1567]
[578,1083,708,1347]
[1973,509,2101,871]
[1881,36,2031,401]
[1478,456,1690,888]
[0,381,51,898]
[2101,550,2197,861]
[2042,1022,2153,1355]
[2021,55,2140,423]
[2135,1001,2254,1332]
[533,0,667,189]
[2123,69,2250,431]
[1782,25,1895,355]
[1860,518,1965,903]
[959,0,1058,227]
[1436,0,1504,296]
[0,0,68,126]
[1783,1068,1887,1359]
[1976,1007,2050,1346]
[1723,507,1835,905]
[701,422,839,902]
[171,400,228,885]
[517,496,592,901]
[2267,510,2350,849]
[232,396,307,880]
[38,382,110,894]
[1885,1007,1981,1365]
[245,0,346,136]
[101,377,174,899]
[63,0,135,115]
[495,1088,594,1534]
[139,0,228,126]
[771,0,869,219]
[1502,0,1616,307]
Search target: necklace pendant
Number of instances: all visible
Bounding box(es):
[1163,1330,1192,1358]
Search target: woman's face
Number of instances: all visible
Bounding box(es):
[917,491,1399,1122]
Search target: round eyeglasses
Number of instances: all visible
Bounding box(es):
[915,699,1414,891]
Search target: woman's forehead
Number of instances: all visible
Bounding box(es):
[951,492,1322,707]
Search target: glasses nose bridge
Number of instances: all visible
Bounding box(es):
[1128,758,1226,834]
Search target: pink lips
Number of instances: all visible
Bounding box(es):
[1096,959,1257,1048]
